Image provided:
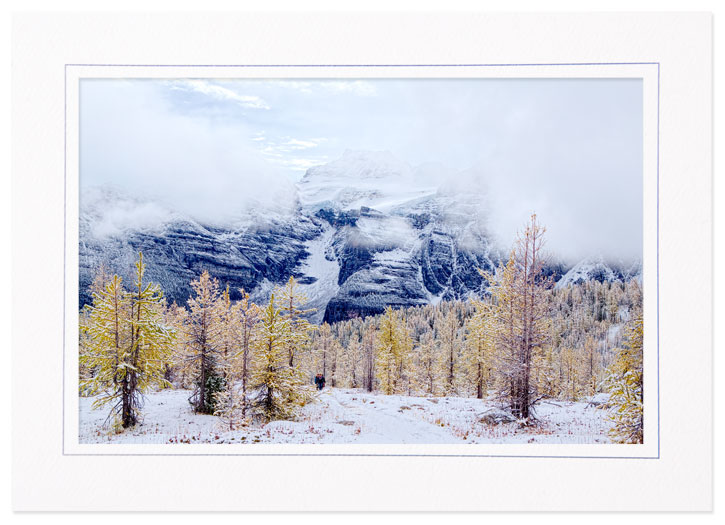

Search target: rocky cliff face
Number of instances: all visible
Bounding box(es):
[79,187,323,309]
[79,151,639,323]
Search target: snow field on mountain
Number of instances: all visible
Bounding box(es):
[79,388,613,445]
[296,150,437,213]
[297,226,340,323]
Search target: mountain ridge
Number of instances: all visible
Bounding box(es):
[79,151,641,323]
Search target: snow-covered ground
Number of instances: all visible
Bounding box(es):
[79,388,613,445]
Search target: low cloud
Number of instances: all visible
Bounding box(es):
[81,80,293,224]
[89,201,173,239]
[81,78,642,264]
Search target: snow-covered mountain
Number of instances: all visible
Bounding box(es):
[555,255,642,289]
[297,150,438,213]
[79,151,639,323]
[79,186,322,312]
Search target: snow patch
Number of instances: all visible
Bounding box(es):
[353,215,417,250]
[556,256,617,289]
[373,248,412,265]
[296,150,437,212]
[296,226,340,323]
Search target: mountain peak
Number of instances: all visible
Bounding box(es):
[302,150,412,183]
[297,151,435,212]
[555,255,642,289]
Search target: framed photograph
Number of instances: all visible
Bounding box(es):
[12,11,712,511]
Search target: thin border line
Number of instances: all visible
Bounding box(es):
[65,62,659,68]
[64,62,660,459]
[64,453,659,458]
[656,62,661,459]
[62,64,67,455]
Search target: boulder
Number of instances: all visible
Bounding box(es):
[479,409,516,426]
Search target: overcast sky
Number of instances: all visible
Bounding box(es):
[80,77,642,262]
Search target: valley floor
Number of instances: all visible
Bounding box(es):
[79,388,613,445]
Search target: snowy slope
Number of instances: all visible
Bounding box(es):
[555,255,642,289]
[297,150,438,212]
[296,225,340,324]
[79,388,613,445]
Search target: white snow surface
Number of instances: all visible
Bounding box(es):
[556,255,642,289]
[297,226,340,323]
[79,388,613,445]
[296,150,437,212]
[354,215,418,250]
[373,248,414,265]
[556,255,618,289]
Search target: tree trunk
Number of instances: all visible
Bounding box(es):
[241,324,249,417]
